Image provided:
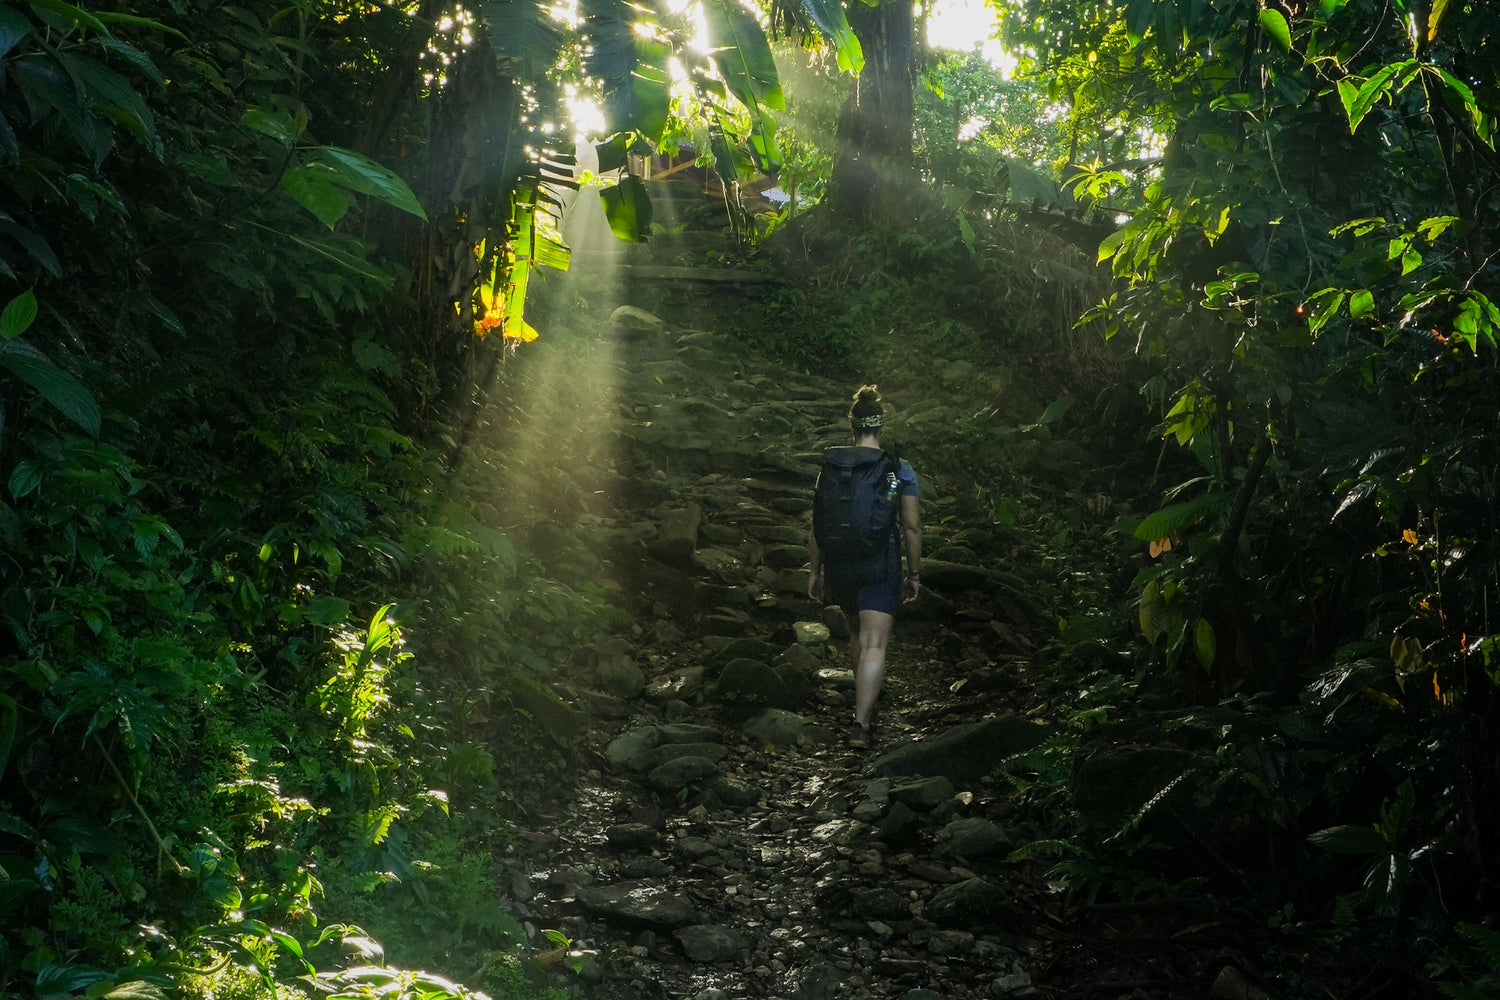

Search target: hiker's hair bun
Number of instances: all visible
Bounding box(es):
[849,384,884,425]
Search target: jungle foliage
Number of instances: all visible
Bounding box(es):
[4,0,1500,994]
[980,0,1500,990]
[0,0,631,996]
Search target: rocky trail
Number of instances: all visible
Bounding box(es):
[476,185,1254,1000]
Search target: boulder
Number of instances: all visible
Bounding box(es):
[650,504,703,565]
[706,776,764,807]
[933,817,1011,859]
[743,708,832,746]
[870,714,1049,785]
[762,544,810,568]
[708,637,779,668]
[717,658,788,709]
[643,666,705,704]
[605,726,661,770]
[576,882,699,928]
[605,823,659,849]
[646,755,719,794]
[850,887,910,920]
[674,924,748,963]
[793,621,832,644]
[595,653,645,700]
[925,878,1019,928]
[889,775,956,811]
[876,801,922,846]
[640,742,728,770]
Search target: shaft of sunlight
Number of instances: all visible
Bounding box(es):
[481,144,626,540]
[926,0,1014,74]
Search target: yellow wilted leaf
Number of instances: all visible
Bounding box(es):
[1364,687,1403,711]
[1403,528,1419,544]
[505,319,540,343]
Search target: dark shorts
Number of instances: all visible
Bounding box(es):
[825,541,902,616]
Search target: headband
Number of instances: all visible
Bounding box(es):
[852,415,884,429]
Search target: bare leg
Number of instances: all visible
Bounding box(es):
[853,609,894,730]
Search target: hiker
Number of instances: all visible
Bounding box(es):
[807,385,922,746]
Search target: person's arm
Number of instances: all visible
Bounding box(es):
[901,492,922,599]
[807,530,825,600]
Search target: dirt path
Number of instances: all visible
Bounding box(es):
[476,251,1096,999]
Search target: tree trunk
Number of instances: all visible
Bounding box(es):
[827,0,915,221]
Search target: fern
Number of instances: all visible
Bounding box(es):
[1108,770,1191,843]
[1133,492,1230,543]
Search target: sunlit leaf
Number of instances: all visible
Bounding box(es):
[798,0,863,73]
[594,134,629,174]
[745,110,781,173]
[1257,8,1291,52]
[702,0,784,112]
[1346,60,1416,133]
[102,982,168,999]
[600,175,653,242]
[1428,0,1451,40]
[1124,0,1152,45]
[1307,289,1345,333]
[1349,288,1375,319]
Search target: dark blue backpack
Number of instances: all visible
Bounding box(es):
[813,448,900,560]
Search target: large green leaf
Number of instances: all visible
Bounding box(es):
[600,175,653,242]
[481,0,563,81]
[582,2,671,142]
[745,109,781,173]
[0,339,100,436]
[1132,493,1228,542]
[281,163,350,228]
[318,146,427,220]
[241,106,298,147]
[0,7,30,61]
[797,0,863,73]
[98,37,164,86]
[59,51,161,157]
[25,0,106,33]
[1257,8,1291,52]
[702,0,784,112]
[10,56,102,165]
[1344,59,1416,133]
[1,289,37,338]
[93,10,189,42]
